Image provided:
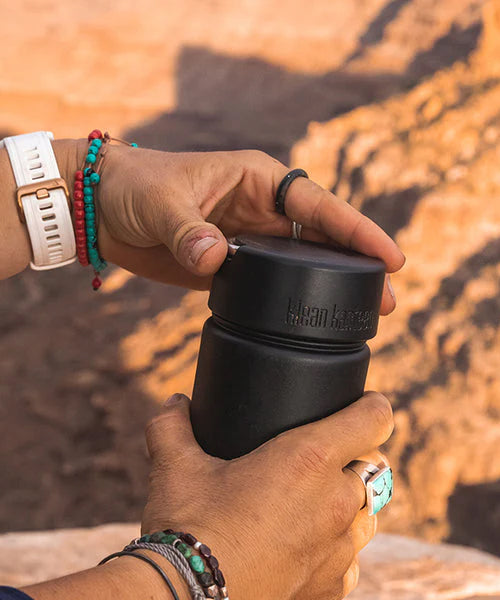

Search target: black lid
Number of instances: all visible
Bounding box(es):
[209,235,385,343]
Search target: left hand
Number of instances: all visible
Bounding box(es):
[142,392,394,599]
[63,141,405,314]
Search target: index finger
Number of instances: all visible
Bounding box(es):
[283,392,394,468]
[283,176,405,273]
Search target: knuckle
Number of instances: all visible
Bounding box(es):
[367,394,394,440]
[145,414,164,440]
[292,440,330,478]
[171,215,195,249]
[147,411,180,434]
[243,149,283,172]
[247,149,269,162]
[196,154,224,178]
[173,218,219,257]
[146,412,185,448]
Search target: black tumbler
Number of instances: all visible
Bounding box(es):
[191,235,385,459]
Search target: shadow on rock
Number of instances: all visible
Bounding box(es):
[126,21,481,165]
[447,479,500,556]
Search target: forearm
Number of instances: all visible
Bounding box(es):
[22,551,191,600]
[0,138,83,281]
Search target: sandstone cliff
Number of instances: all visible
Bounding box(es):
[291,1,500,551]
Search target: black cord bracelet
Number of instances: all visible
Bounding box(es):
[99,550,181,600]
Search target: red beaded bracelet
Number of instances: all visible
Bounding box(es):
[73,169,88,266]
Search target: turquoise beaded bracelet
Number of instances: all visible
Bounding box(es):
[128,530,229,599]
[82,131,107,289]
[76,130,137,290]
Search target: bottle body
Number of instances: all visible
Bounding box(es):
[191,317,371,459]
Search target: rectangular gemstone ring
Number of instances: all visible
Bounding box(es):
[344,460,393,516]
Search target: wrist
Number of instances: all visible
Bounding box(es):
[22,548,192,600]
[0,137,87,280]
[52,138,88,185]
[104,551,191,600]
[138,550,192,600]
[53,136,116,267]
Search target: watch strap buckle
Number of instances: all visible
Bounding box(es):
[16,177,71,223]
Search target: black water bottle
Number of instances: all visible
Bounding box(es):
[191,235,385,459]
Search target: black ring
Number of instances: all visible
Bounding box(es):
[275,168,309,215]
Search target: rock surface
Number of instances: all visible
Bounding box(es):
[1,525,500,599]
[0,0,499,570]
[352,534,500,600]
[0,0,484,162]
[291,0,500,551]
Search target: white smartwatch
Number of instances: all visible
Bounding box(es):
[0,131,76,270]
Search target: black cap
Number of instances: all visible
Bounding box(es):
[209,235,385,344]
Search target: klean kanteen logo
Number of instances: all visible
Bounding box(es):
[286,298,375,332]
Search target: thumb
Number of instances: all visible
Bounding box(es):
[164,208,228,277]
[146,393,204,466]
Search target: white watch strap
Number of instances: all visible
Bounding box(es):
[1,131,76,270]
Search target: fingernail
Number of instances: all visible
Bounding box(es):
[190,237,219,265]
[164,393,187,407]
[387,275,396,303]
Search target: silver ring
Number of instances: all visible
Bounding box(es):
[291,221,302,240]
[344,459,393,516]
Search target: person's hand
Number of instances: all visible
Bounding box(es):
[58,140,404,314]
[142,392,394,599]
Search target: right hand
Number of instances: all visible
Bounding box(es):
[55,141,404,314]
[143,392,394,599]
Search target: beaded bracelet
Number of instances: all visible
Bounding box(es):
[83,130,107,286]
[73,169,89,267]
[129,530,229,599]
[177,532,227,598]
[124,541,207,600]
[73,129,137,290]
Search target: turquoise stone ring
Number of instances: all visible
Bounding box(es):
[345,460,393,516]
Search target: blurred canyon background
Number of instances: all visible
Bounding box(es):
[1,0,500,595]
